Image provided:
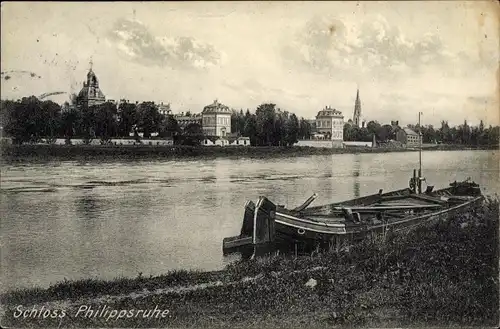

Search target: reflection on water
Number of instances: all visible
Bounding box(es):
[353,156,361,198]
[1,150,498,292]
[76,193,101,221]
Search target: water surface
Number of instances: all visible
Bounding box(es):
[1,150,498,292]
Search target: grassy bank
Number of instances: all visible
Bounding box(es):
[2,143,498,162]
[1,198,498,328]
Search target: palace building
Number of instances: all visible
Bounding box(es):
[201,99,232,137]
[315,106,344,148]
[75,60,106,109]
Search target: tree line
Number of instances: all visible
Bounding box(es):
[0,97,309,146]
[343,120,499,146]
[230,103,312,146]
[0,97,183,144]
[1,96,498,147]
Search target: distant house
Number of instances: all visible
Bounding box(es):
[343,141,373,148]
[202,138,215,146]
[158,102,172,116]
[230,136,250,146]
[396,128,422,147]
[202,136,229,146]
[202,99,232,137]
[315,106,344,148]
[202,136,250,147]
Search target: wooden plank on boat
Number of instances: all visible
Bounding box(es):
[411,194,448,205]
[253,196,277,245]
[240,200,256,236]
[372,203,440,208]
[223,236,252,249]
[292,193,318,212]
[380,195,412,202]
[333,204,442,213]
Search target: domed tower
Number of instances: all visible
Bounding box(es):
[76,58,106,109]
[201,99,232,137]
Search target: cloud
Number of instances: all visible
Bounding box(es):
[1,70,42,80]
[106,18,221,70]
[282,14,477,78]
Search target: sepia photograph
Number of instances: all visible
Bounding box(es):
[1,1,499,328]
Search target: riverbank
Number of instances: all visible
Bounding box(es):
[1,198,498,328]
[2,143,498,162]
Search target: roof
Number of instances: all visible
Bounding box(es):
[203,136,250,143]
[403,128,419,136]
[204,136,230,143]
[202,99,231,114]
[77,69,105,100]
[316,106,343,118]
[175,116,202,125]
[77,86,105,100]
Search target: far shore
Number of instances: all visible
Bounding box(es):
[1,143,498,162]
[2,143,498,162]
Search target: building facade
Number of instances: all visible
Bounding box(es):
[158,102,172,116]
[174,114,202,131]
[201,99,232,137]
[315,106,344,148]
[76,61,106,109]
[396,127,422,147]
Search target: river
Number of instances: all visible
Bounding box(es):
[1,150,498,292]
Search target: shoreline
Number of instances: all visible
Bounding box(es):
[2,144,498,162]
[1,199,498,328]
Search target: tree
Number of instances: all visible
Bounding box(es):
[421,125,436,143]
[159,114,180,137]
[243,113,258,146]
[298,118,312,140]
[459,120,471,145]
[81,104,98,138]
[178,122,203,146]
[255,103,277,146]
[487,125,499,145]
[95,102,118,140]
[378,124,394,142]
[343,123,355,141]
[2,96,43,144]
[135,102,162,138]
[39,100,62,138]
[366,120,381,138]
[273,109,287,146]
[117,101,137,137]
[60,107,82,138]
[284,113,300,146]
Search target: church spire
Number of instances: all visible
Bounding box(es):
[89,56,93,71]
[353,88,361,127]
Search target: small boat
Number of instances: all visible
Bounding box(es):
[222,170,484,259]
[223,114,484,258]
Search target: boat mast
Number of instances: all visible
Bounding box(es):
[419,111,423,174]
[418,112,423,193]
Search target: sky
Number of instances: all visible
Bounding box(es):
[1,1,499,126]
